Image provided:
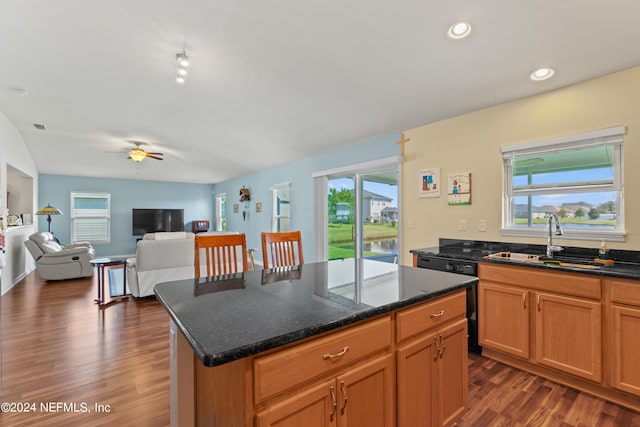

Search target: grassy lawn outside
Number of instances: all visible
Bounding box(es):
[328,222,398,260]
[514,218,615,227]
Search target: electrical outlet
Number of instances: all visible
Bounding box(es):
[407,218,414,229]
[478,219,487,232]
[458,219,466,231]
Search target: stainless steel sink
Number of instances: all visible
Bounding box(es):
[484,252,541,262]
[485,251,602,270]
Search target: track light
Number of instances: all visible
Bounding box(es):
[176,52,189,67]
[175,50,190,84]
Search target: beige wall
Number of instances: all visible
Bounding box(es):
[401,66,640,263]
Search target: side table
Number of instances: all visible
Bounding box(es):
[90,257,128,306]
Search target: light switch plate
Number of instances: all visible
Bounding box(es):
[458,219,466,231]
[478,219,487,232]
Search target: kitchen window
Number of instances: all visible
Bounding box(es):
[271,183,290,232]
[70,192,111,243]
[216,193,227,231]
[502,125,625,242]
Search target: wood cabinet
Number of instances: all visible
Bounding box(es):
[177,291,470,426]
[479,264,602,382]
[608,278,640,397]
[478,263,640,413]
[256,355,393,427]
[396,291,468,427]
[534,291,601,381]
[478,282,529,359]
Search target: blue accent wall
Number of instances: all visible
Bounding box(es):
[38,175,214,257]
[37,133,399,259]
[213,133,400,263]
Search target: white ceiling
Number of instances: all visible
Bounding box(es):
[1,0,639,184]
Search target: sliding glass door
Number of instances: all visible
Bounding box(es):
[326,167,399,263]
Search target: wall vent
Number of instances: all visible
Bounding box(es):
[33,123,46,130]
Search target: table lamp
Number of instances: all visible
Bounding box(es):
[35,204,63,233]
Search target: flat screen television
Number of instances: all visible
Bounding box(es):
[132,208,185,235]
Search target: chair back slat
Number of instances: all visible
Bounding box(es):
[195,234,248,278]
[261,231,304,269]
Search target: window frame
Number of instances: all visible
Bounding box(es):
[70,191,111,244]
[215,193,227,231]
[270,183,291,232]
[501,125,625,242]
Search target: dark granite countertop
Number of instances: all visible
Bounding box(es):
[411,238,640,281]
[154,259,477,367]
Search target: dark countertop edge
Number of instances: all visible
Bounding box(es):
[157,278,478,367]
[479,258,640,280]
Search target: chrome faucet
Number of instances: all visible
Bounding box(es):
[546,213,564,257]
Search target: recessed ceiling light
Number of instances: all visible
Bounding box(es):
[529,67,555,81]
[448,22,471,39]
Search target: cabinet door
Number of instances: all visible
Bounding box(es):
[435,318,468,427]
[336,354,394,427]
[479,282,530,358]
[255,379,337,427]
[397,332,436,427]
[611,304,640,396]
[535,292,602,382]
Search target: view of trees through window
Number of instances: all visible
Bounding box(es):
[327,176,398,261]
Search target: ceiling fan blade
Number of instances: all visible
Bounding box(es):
[145,152,164,156]
[146,155,164,160]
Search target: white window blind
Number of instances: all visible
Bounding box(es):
[71,192,111,243]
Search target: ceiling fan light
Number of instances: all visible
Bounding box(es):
[176,74,185,84]
[129,148,147,162]
[178,67,187,76]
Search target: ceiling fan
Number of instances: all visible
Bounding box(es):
[127,142,164,163]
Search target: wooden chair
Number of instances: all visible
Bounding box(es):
[261,231,304,269]
[194,233,248,278]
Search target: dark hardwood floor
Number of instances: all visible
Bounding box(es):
[0,270,171,426]
[458,354,640,427]
[1,271,639,426]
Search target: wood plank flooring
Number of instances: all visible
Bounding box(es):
[458,353,640,427]
[1,271,639,426]
[0,271,171,426]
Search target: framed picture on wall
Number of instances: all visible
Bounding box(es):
[448,172,472,205]
[419,168,440,198]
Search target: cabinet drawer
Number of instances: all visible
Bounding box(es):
[396,290,466,343]
[254,315,391,403]
[608,278,640,306]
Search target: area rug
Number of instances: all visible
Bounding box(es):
[108,267,126,297]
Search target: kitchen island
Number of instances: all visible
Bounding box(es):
[155,258,478,427]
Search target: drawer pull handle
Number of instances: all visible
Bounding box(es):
[323,346,350,360]
[340,380,348,414]
[430,310,445,318]
[330,386,337,421]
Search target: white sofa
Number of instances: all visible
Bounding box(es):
[126,231,240,298]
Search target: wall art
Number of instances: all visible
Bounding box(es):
[448,172,472,205]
